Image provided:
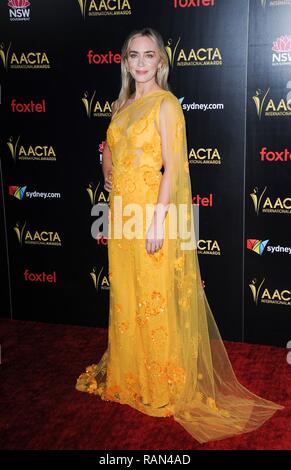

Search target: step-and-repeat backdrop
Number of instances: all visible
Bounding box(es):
[0,0,290,347]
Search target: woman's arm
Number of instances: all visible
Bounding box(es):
[102,100,117,192]
[145,98,174,254]
[102,141,112,192]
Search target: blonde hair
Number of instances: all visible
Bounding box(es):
[112,27,170,117]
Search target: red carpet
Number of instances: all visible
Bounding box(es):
[0,318,289,450]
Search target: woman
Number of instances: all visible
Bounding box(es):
[76,27,283,443]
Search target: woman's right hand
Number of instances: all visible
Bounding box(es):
[104,170,112,192]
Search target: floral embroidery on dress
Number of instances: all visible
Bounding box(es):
[111,172,121,195]
[136,290,166,326]
[165,362,186,386]
[106,127,114,149]
[149,249,164,264]
[132,116,149,135]
[142,141,155,154]
[174,256,184,272]
[150,326,168,345]
[121,152,134,168]
[142,168,160,187]
[116,321,129,334]
[123,174,136,193]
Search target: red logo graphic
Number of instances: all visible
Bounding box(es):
[8,0,30,7]
[192,193,213,206]
[272,36,291,52]
[24,269,57,283]
[260,147,291,162]
[11,99,46,112]
[99,141,106,153]
[96,236,108,245]
[8,185,18,196]
[87,50,121,64]
[173,0,215,7]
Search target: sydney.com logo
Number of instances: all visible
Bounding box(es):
[246,239,291,255]
[8,185,61,200]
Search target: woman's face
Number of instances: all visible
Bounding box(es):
[125,35,162,86]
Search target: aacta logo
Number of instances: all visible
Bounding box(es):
[82,91,112,118]
[165,37,222,67]
[249,278,291,306]
[175,45,222,67]
[14,221,62,246]
[7,136,57,162]
[197,240,220,255]
[87,50,121,64]
[250,186,291,215]
[272,36,291,66]
[173,0,215,8]
[90,266,110,291]
[11,99,46,113]
[252,87,291,118]
[189,148,221,165]
[24,269,57,283]
[0,42,50,70]
[77,0,131,19]
[87,182,109,206]
[260,147,291,162]
[8,0,31,22]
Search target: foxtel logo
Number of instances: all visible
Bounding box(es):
[173,0,215,7]
[260,147,291,162]
[23,269,57,283]
[11,99,46,113]
[87,50,121,64]
[192,193,213,206]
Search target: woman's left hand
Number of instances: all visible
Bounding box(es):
[146,218,164,254]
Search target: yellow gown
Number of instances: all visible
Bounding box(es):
[76,89,284,443]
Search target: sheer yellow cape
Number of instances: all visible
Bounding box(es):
[76,90,283,443]
[161,92,283,442]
